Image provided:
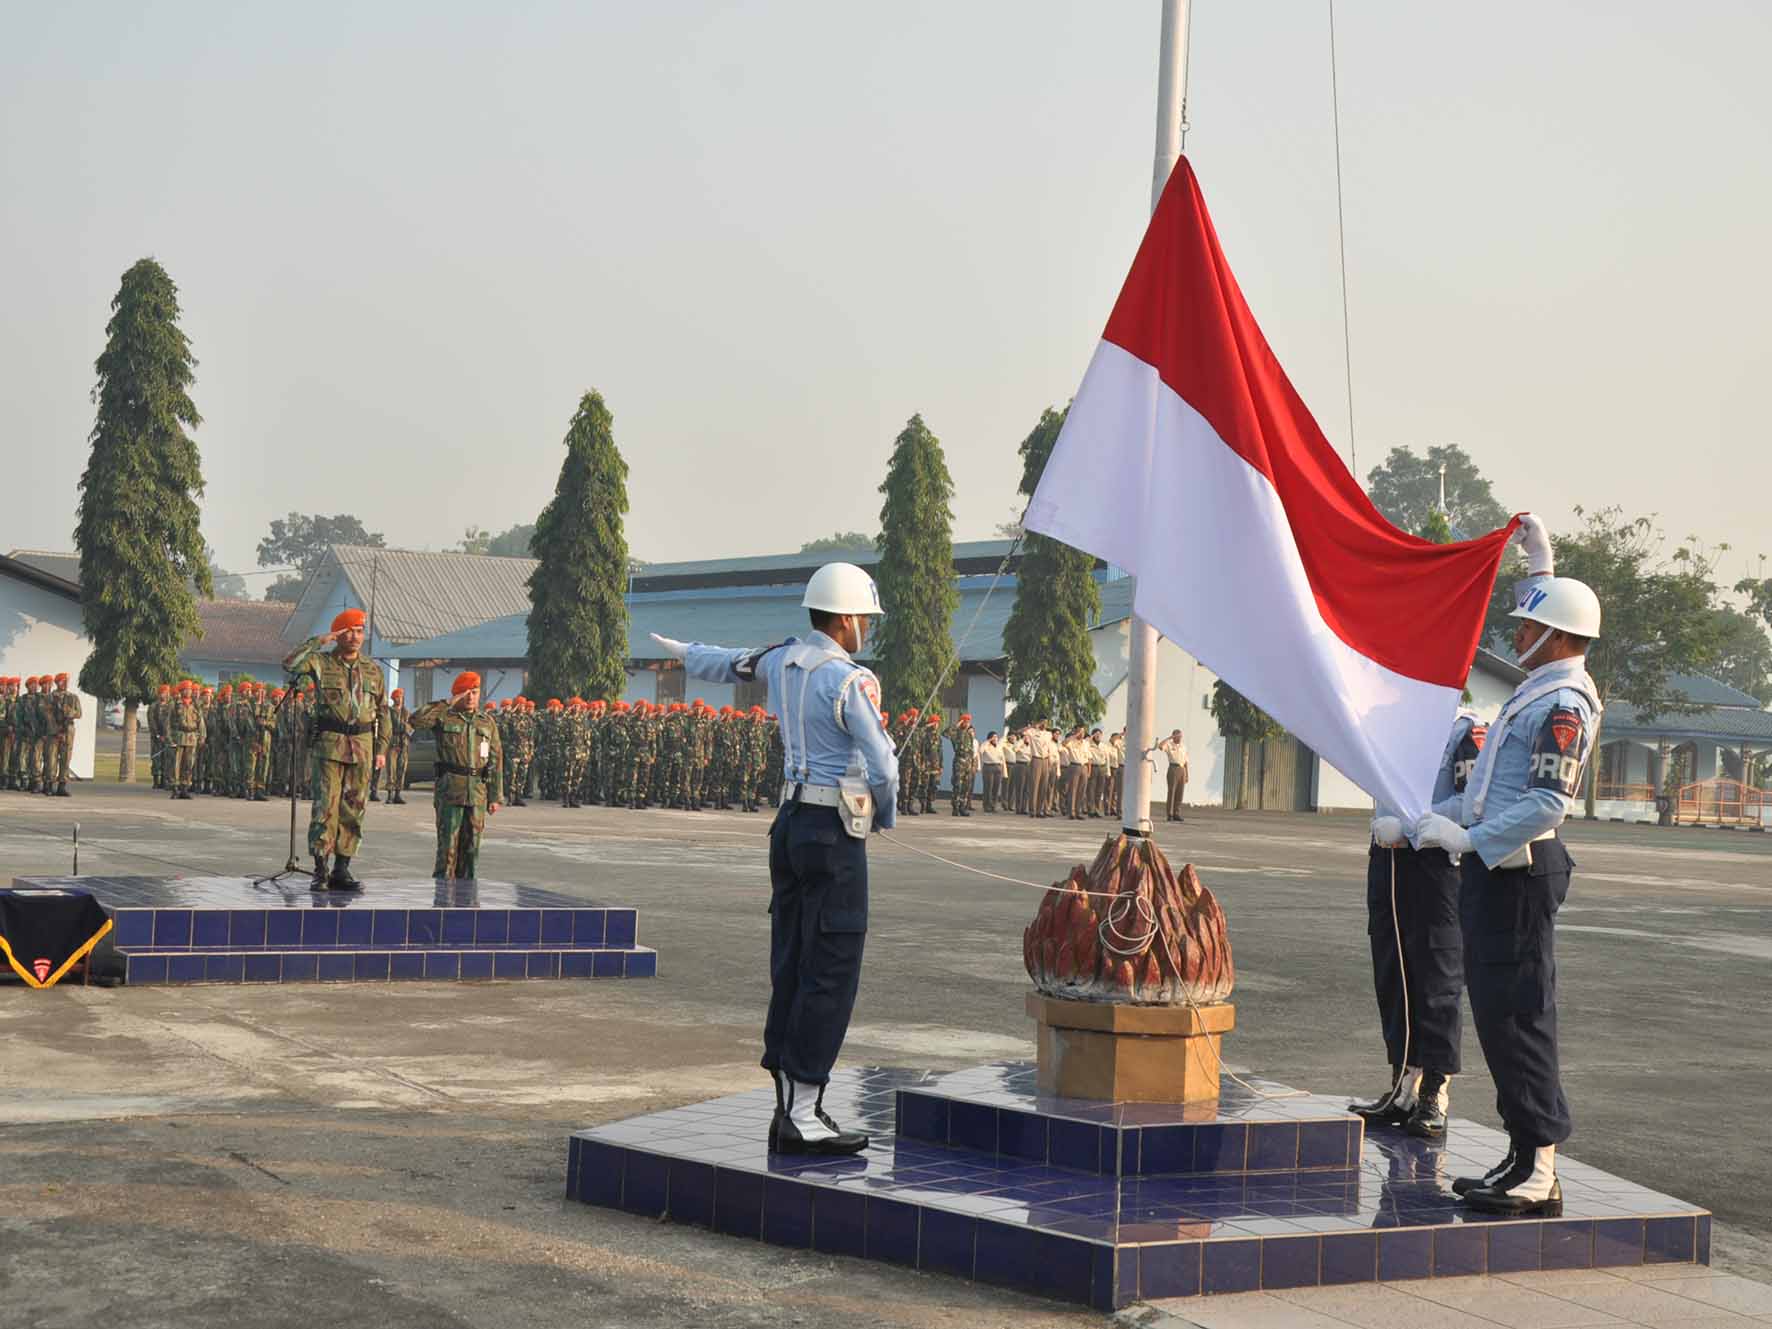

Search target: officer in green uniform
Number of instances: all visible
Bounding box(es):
[408,672,503,879]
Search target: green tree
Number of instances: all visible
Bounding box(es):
[459,522,537,558]
[74,258,212,781]
[1002,406,1103,727]
[200,544,247,599]
[1709,606,1772,704]
[871,413,958,712]
[1210,680,1282,742]
[1551,508,1723,816]
[1366,444,1510,539]
[525,391,631,703]
[1418,508,1454,544]
[799,531,877,555]
[257,512,385,602]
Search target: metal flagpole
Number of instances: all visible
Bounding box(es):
[1122,0,1191,837]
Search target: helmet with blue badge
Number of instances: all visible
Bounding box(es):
[1509,576,1601,640]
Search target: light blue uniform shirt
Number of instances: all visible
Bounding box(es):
[1432,657,1599,869]
[1378,712,1483,848]
[684,630,899,829]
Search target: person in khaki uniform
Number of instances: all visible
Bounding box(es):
[408,672,503,880]
[169,681,205,799]
[1158,729,1189,822]
[44,672,81,796]
[283,608,389,891]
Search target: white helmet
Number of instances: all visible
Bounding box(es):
[1510,576,1601,640]
[801,562,884,616]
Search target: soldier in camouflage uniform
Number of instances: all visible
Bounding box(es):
[948,713,978,816]
[512,697,537,805]
[197,686,217,793]
[148,684,171,789]
[246,682,276,800]
[0,677,15,791]
[16,678,43,793]
[283,608,390,890]
[382,687,411,804]
[408,672,504,879]
[537,698,561,799]
[918,712,944,813]
[630,701,659,808]
[559,698,588,807]
[168,681,204,798]
[889,709,917,814]
[657,702,687,807]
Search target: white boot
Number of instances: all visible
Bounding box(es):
[1467,1143,1561,1214]
[1390,1066,1423,1112]
[786,1078,837,1142]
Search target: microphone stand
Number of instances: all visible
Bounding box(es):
[252,685,306,885]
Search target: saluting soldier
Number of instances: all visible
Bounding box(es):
[949,713,978,816]
[408,672,503,879]
[283,608,390,891]
[169,681,204,799]
[383,687,412,804]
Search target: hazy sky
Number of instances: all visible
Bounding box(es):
[4,1,1768,593]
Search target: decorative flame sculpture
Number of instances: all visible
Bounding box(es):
[1024,834,1233,1006]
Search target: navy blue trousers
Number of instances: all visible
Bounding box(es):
[1366,844,1465,1075]
[1460,838,1574,1148]
[764,802,869,1086]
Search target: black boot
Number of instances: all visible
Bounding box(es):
[55,782,71,797]
[1464,1145,1561,1215]
[328,855,363,891]
[1404,1070,1450,1139]
[1453,1141,1518,1197]
[390,793,405,805]
[311,855,331,890]
[1349,1066,1414,1127]
[771,1076,868,1156]
[369,790,381,802]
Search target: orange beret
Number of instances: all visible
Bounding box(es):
[55,672,69,682]
[452,671,481,696]
[158,684,172,694]
[331,608,367,633]
[390,687,403,697]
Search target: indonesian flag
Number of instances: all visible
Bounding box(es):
[1027,158,1517,822]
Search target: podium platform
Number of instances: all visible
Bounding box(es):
[12,875,656,986]
[567,1061,1708,1312]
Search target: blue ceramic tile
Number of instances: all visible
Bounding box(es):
[508,910,540,945]
[561,952,594,978]
[460,951,494,981]
[167,953,205,984]
[371,910,407,946]
[762,1176,813,1247]
[408,910,441,945]
[576,1140,623,1207]
[526,952,560,979]
[1299,1121,1349,1170]
[1379,1229,1432,1281]
[1262,1234,1321,1290]
[442,910,476,946]
[626,950,657,979]
[128,954,168,985]
[1049,1119,1102,1173]
[867,1197,919,1266]
[244,953,281,983]
[192,911,230,948]
[1321,1232,1377,1284]
[1434,1225,1487,1277]
[592,951,623,978]
[1140,1242,1202,1299]
[918,1207,976,1280]
[494,951,527,979]
[1192,1123,1247,1173]
[1488,1221,1541,1273]
[390,952,424,980]
[1139,1125,1193,1175]
[669,1159,715,1227]
[265,911,302,947]
[975,1224,1094,1304]
[317,952,354,982]
[114,910,152,949]
[574,910,607,946]
[812,1186,866,1257]
[950,1100,997,1153]
[300,910,340,947]
[205,953,245,983]
[1115,1128,1140,1175]
[475,911,510,946]
[715,1167,764,1240]
[1645,1216,1694,1265]
[1203,1238,1262,1295]
[424,952,461,981]
[355,952,390,981]
[997,1109,1047,1163]
[622,1151,669,1217]
[1696,1214,1711,1264]
[541,909,574,944]
[336,910,372,947]
[229,910,267,946]
[1541,1220,1593,1270]
[1247,1122,1299,1172]
[283,953,319,983]
[898,1092,948,1144]
[606,910,637,947]
[152,909,192,947]
[1594,1217,1643,1268]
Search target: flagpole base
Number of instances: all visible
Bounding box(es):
[1029,991,1233,1104]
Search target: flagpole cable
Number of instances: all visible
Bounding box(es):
[1328,0,1359,477]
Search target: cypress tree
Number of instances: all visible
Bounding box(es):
[75,258,212,781]
[1001,406,1104,726]
[525,390,631,702]
[872,413,958,713]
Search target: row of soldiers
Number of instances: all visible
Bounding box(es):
[0,674,82,795]
[994,722,1127,819]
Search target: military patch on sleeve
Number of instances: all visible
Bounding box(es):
[1470,723,1488,750]
[1529,706,1588,796]
[1451,727,1485,793]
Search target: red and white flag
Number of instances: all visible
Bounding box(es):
[1027,158,1517,821]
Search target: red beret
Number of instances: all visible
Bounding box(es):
[390,687,403,697]
[55,672,69,682]
[452,671,481,696]
[331,608,367,632]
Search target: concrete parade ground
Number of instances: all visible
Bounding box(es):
[2,751,1770,1327]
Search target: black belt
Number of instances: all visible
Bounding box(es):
[313,717,372,736]
[436,761,493,779]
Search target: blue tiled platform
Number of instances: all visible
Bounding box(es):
[13,875,655,986]
[566,1061,1709,1311]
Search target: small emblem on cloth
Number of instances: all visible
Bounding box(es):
[1549,708,1581,752]
[32,958,52,982]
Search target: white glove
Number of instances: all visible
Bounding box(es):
[1414,813,1473,855]
[649,633,689,661]
[1515,512,1553,576]
[1370,815,1406,847]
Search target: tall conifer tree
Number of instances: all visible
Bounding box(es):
[75,258,212,781]
[1002,406,1103,726]
[525,391,631,702]
[873,413,958,713]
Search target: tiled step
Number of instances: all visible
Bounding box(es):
[126,944,657,985]
[113,903,635,952]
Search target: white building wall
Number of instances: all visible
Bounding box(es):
[1090,621,1226,807]
[0,577,98,780]
[623,670,657,705]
